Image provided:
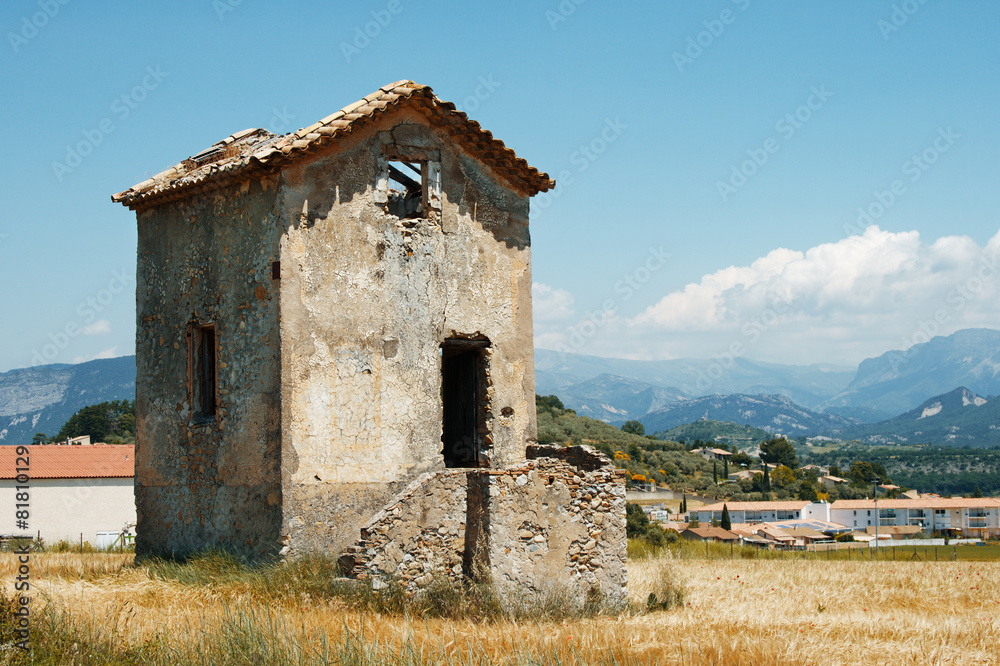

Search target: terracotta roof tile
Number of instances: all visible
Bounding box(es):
[832,498,1000,510]
[0,445,134,479]
[697,501,811,513]
[684,526,739,540]
[113,81,554,211]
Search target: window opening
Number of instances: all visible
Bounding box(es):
[193,324,216,420]
[387,160,424,219]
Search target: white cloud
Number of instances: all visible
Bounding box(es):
[532,282,576,322]
[72,346,119,364]
[80,320,111,335]
[544,226,1000,366]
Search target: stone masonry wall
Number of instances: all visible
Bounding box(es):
[483,447,628,606]
[341,446,627,606]
[340,470,468,587]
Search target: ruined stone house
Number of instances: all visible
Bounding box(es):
[112,81,626,602]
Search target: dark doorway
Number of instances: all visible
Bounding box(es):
[441,339,489,468]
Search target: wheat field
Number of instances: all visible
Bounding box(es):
[2,551,1000,664]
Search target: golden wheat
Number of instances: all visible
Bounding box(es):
[4,552,999,664]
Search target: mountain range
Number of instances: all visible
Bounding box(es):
[0,356,136,446]
[840,386,1000,447]
[819,328,1000,418]
[638,393,859,437]
[538,329,1000,426]
[2,328,998,448]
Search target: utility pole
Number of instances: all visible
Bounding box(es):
[873,477,881,554]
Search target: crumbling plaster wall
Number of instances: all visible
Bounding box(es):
[277,108,537,556]
[134,178,284,558]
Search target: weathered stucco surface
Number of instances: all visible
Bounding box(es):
[277,109,536,557]
[134,179,284,558]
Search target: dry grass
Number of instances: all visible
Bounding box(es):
[3,552,1000,664]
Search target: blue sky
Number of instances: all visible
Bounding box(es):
[1,1,998,372]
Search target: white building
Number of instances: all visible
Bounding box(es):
[690,447,733,462]
[692,500,831,525]
[0,445,136,547]
[830,498,1000,539]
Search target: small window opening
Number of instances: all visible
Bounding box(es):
[387,160,424,219]
[441,338,490,468]
[193,324,217,420]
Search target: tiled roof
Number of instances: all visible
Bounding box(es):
[684,526,739,540]
[0,445,134,479]
[697,501,810,513]
[112,80,554,211]
[832,498,1000,510]
[864,525,922,536]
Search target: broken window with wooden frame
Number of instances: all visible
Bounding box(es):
[375,149,442,221]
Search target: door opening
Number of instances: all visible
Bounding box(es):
[441,338,490,468]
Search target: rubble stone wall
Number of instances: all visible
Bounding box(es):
[343,446,627,605]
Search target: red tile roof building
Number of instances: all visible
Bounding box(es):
[0,445,134,479]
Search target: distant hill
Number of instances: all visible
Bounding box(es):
[551,373,687,422]
[637,393,858,437]
[0,356,136,446]
[651,420,774,451]
[535,348,855,413]
[821,328,1000,417]
[842,387,1000,447]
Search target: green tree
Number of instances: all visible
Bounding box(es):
[56,400,136,443]
[848,461,889,487]
[759,437,798,468]
[763,465,771,493]
[720,503,731,531]
[626,502,651,539]
[31,432,48,444]
[536,394,565,412]
[771,465,796,488]
[713,460,718,484]
[627,442,642,461]
[730,450,754,467]
[622,420,645,436]
[797,482,819,502]
[724,457,729,477]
